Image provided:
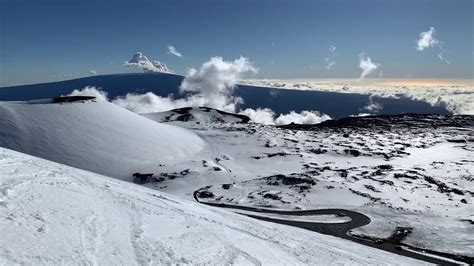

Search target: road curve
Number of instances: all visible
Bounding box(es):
[194,190,472,265]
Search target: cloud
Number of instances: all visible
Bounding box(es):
[358,52,380,80]
[124,52,174,73]
[325,61,336,70]
[416,27,439,51]
[240,108,331,125]
[90,70,97,76]
[416,27,451,64]
[67,86,108,101]
[168,45,183,58]
[275,110,331,125]
[239,108,276,125]
[179,56,257,111]
[112,56,257,113]
[361,96,383,113]
[112,92,196,113]
[69,57,331,125]
[438,52,450,64]
[324,45,336,70]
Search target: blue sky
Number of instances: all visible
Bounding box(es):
[0,0,473,86]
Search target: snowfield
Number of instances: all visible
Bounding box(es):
[0,148,424,265]
[0,98,472,264]
[142,110,473,259]
[0,100,205,180]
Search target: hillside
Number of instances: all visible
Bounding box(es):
[0,99,204,180]
[0,147,424,265]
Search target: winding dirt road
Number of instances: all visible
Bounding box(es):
[194,190,472,265]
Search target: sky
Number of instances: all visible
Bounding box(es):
[0,0,473,86]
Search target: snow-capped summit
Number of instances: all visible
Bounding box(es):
[0,99,204,180]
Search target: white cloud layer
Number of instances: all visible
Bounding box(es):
[242,79,474,116]
[124,52,174,73]
[168,45,183,57]
[358,52,380,80]
[417,27,439,51]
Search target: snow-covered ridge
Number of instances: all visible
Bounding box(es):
[0,147,423,265]
[0,99,205,180]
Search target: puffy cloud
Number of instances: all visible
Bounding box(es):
[179,56,257,111]
[67,86,108,101]
[275,111,331,125]
[112,93,193,113]
[168,45,183,58]
[361,96,383,113]
[90,70,97,76]
[358,52,380,80]
[324,45,336,70]
[416,27,450,64]
[104,56,257,114]
[124,52,174,73]
[239,108,276,125]
[68,57,331,125]
[416,27,439,51]
[416,27,450,65]
[240,108,331,125]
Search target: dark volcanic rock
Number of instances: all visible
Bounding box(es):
[309,148,328,154]
[197,190,214,198]
[377,164,394,170]
[279,114,474,130]
[388,227,413,243]
[263,193,281,200]
[344,149,361,157]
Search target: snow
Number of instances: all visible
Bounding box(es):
[0,147,424,265]
[0,100,205,180]
[146,113,473,257]
[0,97,471,262]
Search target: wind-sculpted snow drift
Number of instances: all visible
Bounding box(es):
[0,147,425,265]
[0,100,204,179]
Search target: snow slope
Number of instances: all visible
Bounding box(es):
[144,113,473,257]
[0,100,205,180]
[0,148,424,265]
